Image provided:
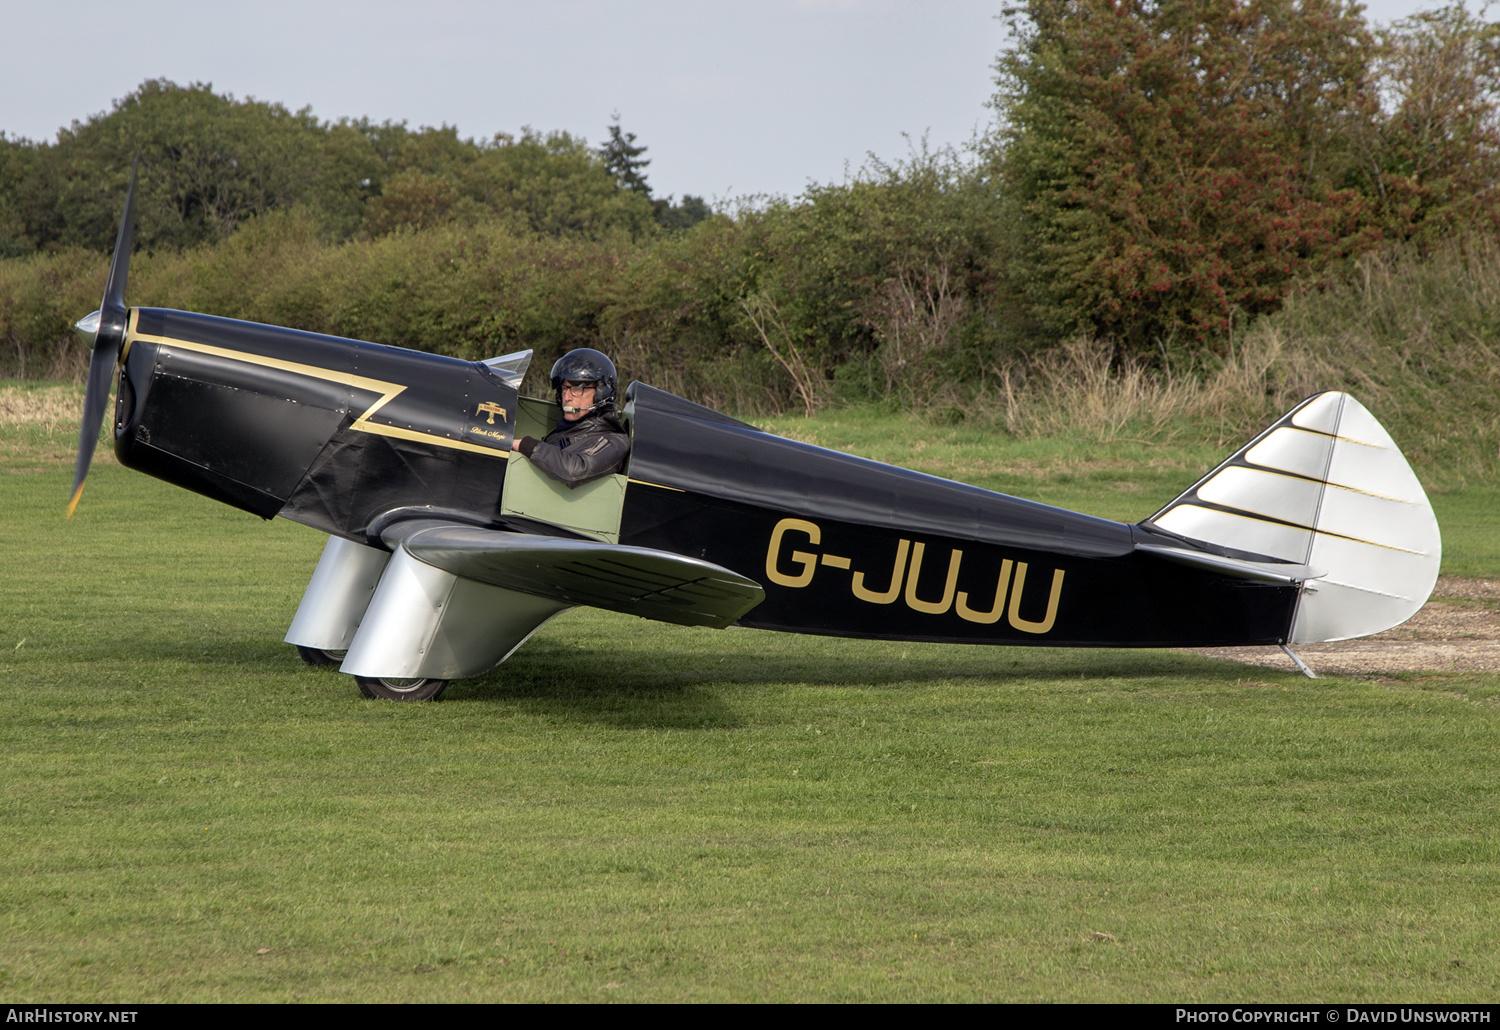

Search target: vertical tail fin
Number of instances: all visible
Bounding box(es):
[1141,392,1441,643]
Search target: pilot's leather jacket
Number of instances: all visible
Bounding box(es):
[515,410,630,488]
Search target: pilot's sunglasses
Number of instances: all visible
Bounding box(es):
[561,381,598,394]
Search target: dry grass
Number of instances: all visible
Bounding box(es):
[0,383,86,428]
[0,382,111,471]
[995,330,1326,447]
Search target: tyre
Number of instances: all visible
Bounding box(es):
[353,676,449,701]
[295,644,347,668]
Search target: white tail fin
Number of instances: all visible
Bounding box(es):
[1142,392,1441,643]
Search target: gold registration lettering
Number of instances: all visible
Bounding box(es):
[761,517,1064,634]
[1007,563,1065,634]
[851,539,910,604]
[766,518,821,588]
[956,559,1012,625]
[904,542,963,615]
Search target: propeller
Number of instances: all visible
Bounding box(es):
[68,159,139,518]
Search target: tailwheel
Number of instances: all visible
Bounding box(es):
[295,644,347,668]
[354,676,449,701]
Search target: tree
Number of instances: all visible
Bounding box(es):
[1359,1,1500,246]
[56,80,340,250]
[3,80,383,252]
[656,194,711,232]
[352,123,661,240]
[992,0,1378,358]
[0,133,44,256]
[598,115,653,196]
[594,116,710,231]
[362,169,463,234]
[467,129,658,239]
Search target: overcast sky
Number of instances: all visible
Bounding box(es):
[0,0,1471,205]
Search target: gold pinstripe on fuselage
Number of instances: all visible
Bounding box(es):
[123,310,508,459]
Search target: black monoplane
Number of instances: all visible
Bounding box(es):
[70,171,1441,698]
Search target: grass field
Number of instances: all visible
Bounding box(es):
[3,395,1498,1002]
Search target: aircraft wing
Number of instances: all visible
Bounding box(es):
[381,520,765,629]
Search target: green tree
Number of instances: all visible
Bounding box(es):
[656,194,711,232]
[4,80,385,252]
[0,133,44,257]
[1359,1,1500,245]
[49,80,360,250]
[363,169,465,234]
[598,116,653,196]
[593,117,712,231]
[468,129,658,239]
[357,126,659,240]
[992,0,1377,359]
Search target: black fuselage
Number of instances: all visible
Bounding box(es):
[115,307,1299,648]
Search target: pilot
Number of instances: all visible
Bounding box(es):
[510,347,630,487]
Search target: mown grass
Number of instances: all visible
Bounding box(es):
[3,400,1499,1002]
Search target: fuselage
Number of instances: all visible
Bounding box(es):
[114,307,1300,648]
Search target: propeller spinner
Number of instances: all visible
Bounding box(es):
[69,160,139,518]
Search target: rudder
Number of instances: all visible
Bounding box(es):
[1140,392,1441,643]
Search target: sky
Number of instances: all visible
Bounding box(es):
[0,0,1470,205]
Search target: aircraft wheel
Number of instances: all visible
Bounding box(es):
[354,676,449,702]
[295,644,347,668]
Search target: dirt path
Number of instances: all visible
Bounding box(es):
[1182,577,1500,677]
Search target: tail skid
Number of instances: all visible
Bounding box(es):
[1140,392,1441,643]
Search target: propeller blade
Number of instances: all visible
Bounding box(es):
[69,158,140,518]
[68,345,119,517]
[101,158,139,319]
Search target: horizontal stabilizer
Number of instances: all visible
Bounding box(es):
[1142,392,1440,642]
[1135,543,1325,584]
[382,520,765,629]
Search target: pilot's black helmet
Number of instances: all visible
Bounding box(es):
[549,348,617,412]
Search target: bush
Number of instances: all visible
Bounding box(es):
[0,247,106,379]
